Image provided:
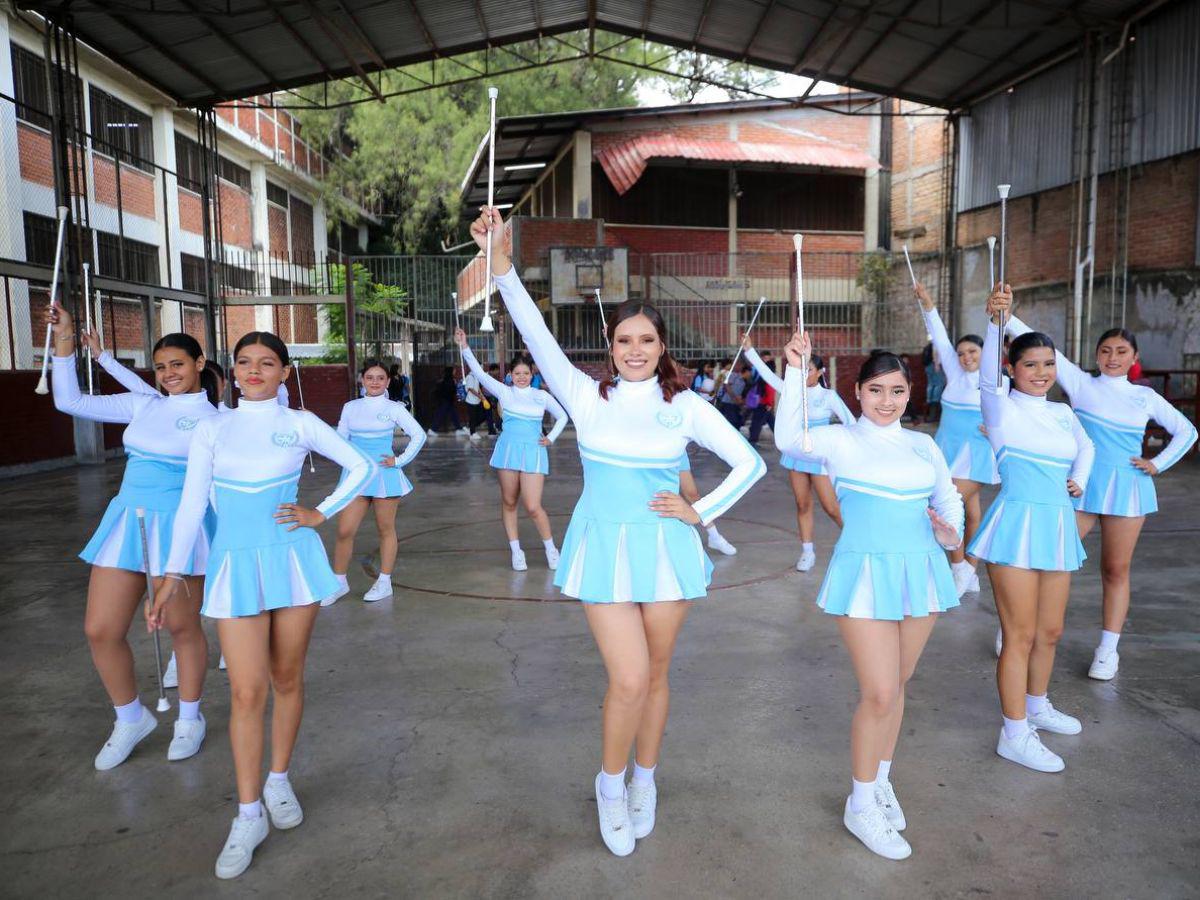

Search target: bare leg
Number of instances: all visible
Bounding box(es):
[372,497,402,574]
[633,601,692,768]
[989,564,1040,719]
[218,614,272,803]
[1096,515,1144,634]
[83,566,146,706]
[951,479,982,565]
[1076,510,1098,540]
[879,615,938,762]
[165,575,208,703]
[1027,572,1071,697]
[838,617,902,782]
[811,474,843,529]
[518,473,553,542]
[332,497,371,575]
[584,603,651,775]
[267,605,321,773]
[789,471,815,543]
[498,469,521,543]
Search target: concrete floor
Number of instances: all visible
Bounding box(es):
[1,429,1197,899]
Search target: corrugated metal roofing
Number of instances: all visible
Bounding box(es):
[596,132,879,194]
[25,0,1151,108]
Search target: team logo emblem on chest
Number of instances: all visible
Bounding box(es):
[174,416,198,431]
[809,394,827,409]
[376,412,392,422]
[272,431,300,448]
[656,411,682,429]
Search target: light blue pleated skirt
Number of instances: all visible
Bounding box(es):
[1074,412,1156,516]
[342,431,413,498]
[80,456,213,576]
[555,451,712,604]
[778,416,828,474]
[490,414,548,475]
[201,473,340,618]
[934,402,999,485]
[816,482,959,620]
[968,449,1086,571]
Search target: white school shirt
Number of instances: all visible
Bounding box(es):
[744,347,854,424]
[494,265,765,524]
[336,394,427,465]
[1005,316,1197,473]
[165,398,375,574]
[460,345,569,442]
[979,322,1094,487]
[922,307,982,408]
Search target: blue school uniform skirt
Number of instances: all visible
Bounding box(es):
[934,401,999,485]
[1073,410,1156,517]
[341,430,412,498]
[490,413,549,475]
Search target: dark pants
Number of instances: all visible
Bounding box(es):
[431,400,462,432]
[468,403,496,434]
[748,406,774,444]
[719,402,744,430]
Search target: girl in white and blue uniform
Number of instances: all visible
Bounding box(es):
[455,330,568,572]
[745,338,852,572]
[915,282,998,596]
[1004,318,1196,681]
[329,360,427,604]
[153,331,374,881]
[970,287,1094,776]
[48,306,218,772]
[475,207,764,859]
[776,334,963,863]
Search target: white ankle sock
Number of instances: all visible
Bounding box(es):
[178,699,201,721]
[334,573,348,587]
[1025,693,1048,716]
[1003,715,1029,739]
[599,768,626,801]
[509,540,521,553]
[850,778,875,814]
[376,572,391,583]
[631,762,656,787]
[876,759,892,783]
[952,559,971,572]
[267,770,289,785]
[115,698,143,724]
[802,542,814,553]
[542,538,556,552]
[706,525,722,539]
[1099,630,1120,653]
[238,800,262,820]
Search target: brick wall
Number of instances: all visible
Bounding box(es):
[268,206,289,261]
[219,182,253,249]
[92,156,157,219]
[178,189,203,235]
[17,124,54,187]
[291,197,314,261]
[889,100,948,254]
[515,216,602,268]
[222,306,257,349]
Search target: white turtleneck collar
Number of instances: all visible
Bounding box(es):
[163,390,213,406]
[855,414,904,435]
[236,395,282,412]
[612,375,661,396]
[1010,389,1049,405]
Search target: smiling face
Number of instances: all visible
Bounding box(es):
[806,360,822,388]
[611,313,663,382]
[956,339,982,373]
[856,370,910,426]
[510,363,533,389]
[1011,346,1056,396]
[1096,336,1137,377]
[153,346,205,395]
[362,365,389,397]
[234,343,290,402]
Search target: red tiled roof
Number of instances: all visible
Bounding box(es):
[595,133,879,195]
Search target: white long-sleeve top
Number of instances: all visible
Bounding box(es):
[980,322,1094,487]
[97,350,159,396]
[51,353,218,460]
[460,344,569,442]
[1005,315,1197,472]
[775,366,964,540]
[336,393,427,466]
[922,307,982,408]
[494,265,765,524]
[165,398,375,573]
[745,347,854,425]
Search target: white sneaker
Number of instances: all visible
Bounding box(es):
[996,726,1065,773]
[263,778,304,830]
[511,548,528,571]
[842,797,911,860]
[322,578,350,607]
[469,432,482,442]
[94,707,157,771]
[363,575,393,603]
[796,548,817,572]
[457,427,470,437]
[167,713,206,761]
[994,628,1003,658]
[594,774,635,857]
[545,545,560,571]
[628,781,657,839]
[952,562,973,598]
[426,428,437,437]
[967,570,981,593]
[1027,701,1081,735]
[163,653,179,689]
[1088,648,1119,681]
[707,532,737,556]
[219,655,227,671]
[874,780,906,831]
[214,813,269,880]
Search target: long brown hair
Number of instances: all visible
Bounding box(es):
[598,300,687,402]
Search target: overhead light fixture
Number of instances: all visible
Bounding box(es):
[503,162,547,171]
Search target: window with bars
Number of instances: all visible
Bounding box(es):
[22,212,60,265]
[174,133,204,193]
[89,86,154,173]
[181,253,207,293]
[266,181,289,208]
[96,231,160,284]
[221,262,256,293]
[10,44,80,132]
[219,157,250,191]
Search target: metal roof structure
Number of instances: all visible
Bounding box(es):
[23,0,1154,110]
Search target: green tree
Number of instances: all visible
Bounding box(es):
[319,262,408,362]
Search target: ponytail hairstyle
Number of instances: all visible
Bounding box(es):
[599,300,688,402]
[509,352,534,374]
[153,332,219,407]
[233,330,291,366]
[1008,331,1055,367]
[810,352,829,388]
[203,359,227,405]
[1095,327,1138,354]
[856,349,911,386]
